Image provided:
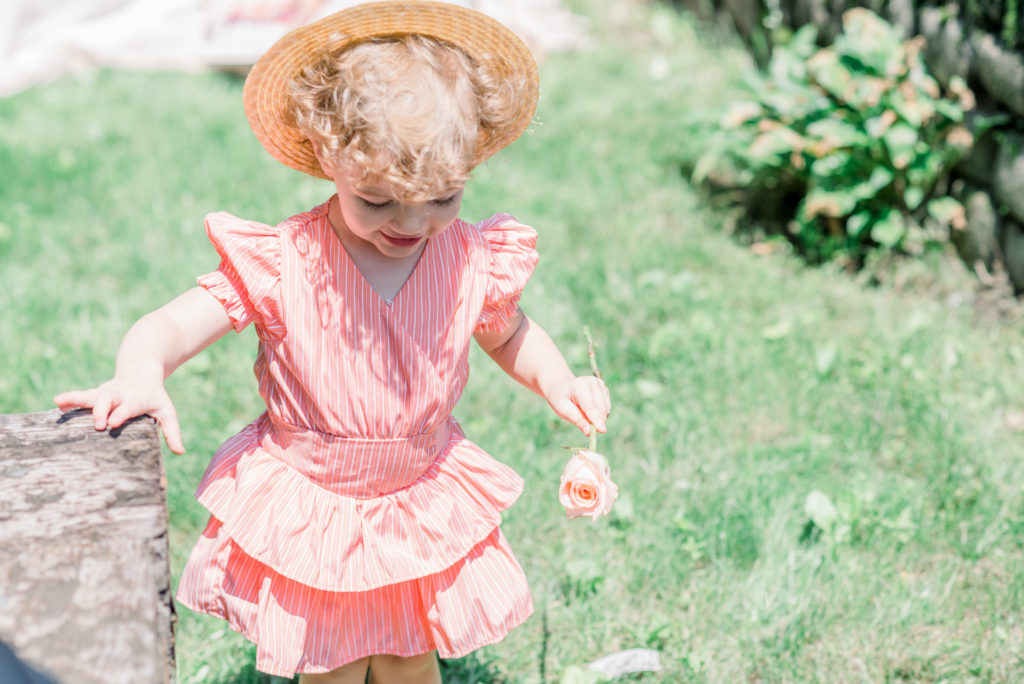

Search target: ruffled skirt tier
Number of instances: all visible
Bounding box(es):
[178,521,532,676]
[175,414,534,676]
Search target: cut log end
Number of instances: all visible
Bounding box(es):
[0,409,175,683]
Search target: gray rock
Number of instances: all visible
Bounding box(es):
[955,188,999,267]
[722,0,761,41]
[884,0,915,37]
[971,32,1024,116]
[956,109,1002,186]
[1002,219,1024,293]
[919,8,973,88]
[790,0,840,42]
[992,133,1024,225]
[919,6,942,39]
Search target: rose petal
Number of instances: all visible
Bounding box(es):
[559,450,619,520]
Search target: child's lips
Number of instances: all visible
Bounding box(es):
[382,233,423,247]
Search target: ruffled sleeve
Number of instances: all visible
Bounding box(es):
[474,213,539,334]
[197,212,284,337]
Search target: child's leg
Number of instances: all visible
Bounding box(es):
[298,657,370,684]
[368,651,441,684]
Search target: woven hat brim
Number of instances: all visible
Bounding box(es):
[243,1,540,180]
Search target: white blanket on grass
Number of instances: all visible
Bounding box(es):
[0,0,589,96]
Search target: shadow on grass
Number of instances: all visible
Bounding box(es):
[207,653,504,684]
[209,662,296,684]
[440,652,507,683]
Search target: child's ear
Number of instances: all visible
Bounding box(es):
[310,142,336,179]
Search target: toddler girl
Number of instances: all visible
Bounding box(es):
[55,2,610,682]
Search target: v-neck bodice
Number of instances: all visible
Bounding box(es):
[196,199,539,441]
[329,220,432,307]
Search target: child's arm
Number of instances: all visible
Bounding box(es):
[475,308,610,436]
[54,286,233,454]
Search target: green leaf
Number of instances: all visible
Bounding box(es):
[719,100,764,129]
[927,197,965,228]
[870,208,906,247]
[746,126,806,165]
[768,33,818,86]
[848,166,894,203]
[883,123,919,168]
[932,97,964,123]
[904,186,924,211]
[801,186,858,219]
[836,9,904,75]
[905,152,944,197]
[970,111,1012,135]
[865,111,896,138]
[807,49,851,99]
[846,211,872,237]
[868,165,895,189]
[761,88,828,120]
[889,89,936,128]
[805,117,867,149]
[809,151,853,178]
[690,151,721,186]
[843,75,892,110]
[787,24,820,59]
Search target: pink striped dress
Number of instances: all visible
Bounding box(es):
[175,198,537,676]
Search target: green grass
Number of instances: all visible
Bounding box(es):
[4,1,1024,682]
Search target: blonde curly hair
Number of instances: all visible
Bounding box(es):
[289,35,527,201]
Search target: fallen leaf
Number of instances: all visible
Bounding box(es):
[1005,410,1024,432]
[804,490,839,532]
[750,242,778,255]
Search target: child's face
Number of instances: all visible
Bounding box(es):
[333,176,463,258]
[318,153,463,259]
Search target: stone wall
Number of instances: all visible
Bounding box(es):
[682,0,1024,291]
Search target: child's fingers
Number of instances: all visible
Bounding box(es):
[90,393,116,430]
[56,385,184,452]
[550,395,592,435]
[548,377,613,436]
[106,402,144,430]
[153,407,185,455]
[53,389,96,411]
[575,380,611,432]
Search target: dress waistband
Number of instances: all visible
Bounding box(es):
[258,414,453,499]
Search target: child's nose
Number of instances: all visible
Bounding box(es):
[394,208,428,235]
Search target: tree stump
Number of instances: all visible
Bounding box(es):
[0,409,175,683]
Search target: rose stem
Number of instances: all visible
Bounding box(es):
[583,326,602,452]
[583,326,603,379]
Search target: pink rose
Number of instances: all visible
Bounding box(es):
[559,450,618,520]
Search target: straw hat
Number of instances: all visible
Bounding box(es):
[242,1,540,180]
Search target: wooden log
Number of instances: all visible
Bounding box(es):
[0,409,175,684]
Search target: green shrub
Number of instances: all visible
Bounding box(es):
[691,9,977,265]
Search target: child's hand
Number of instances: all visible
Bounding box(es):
[544,375,611,436]
[54,376,185,454]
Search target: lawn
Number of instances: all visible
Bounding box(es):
[3,1,1024,682]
